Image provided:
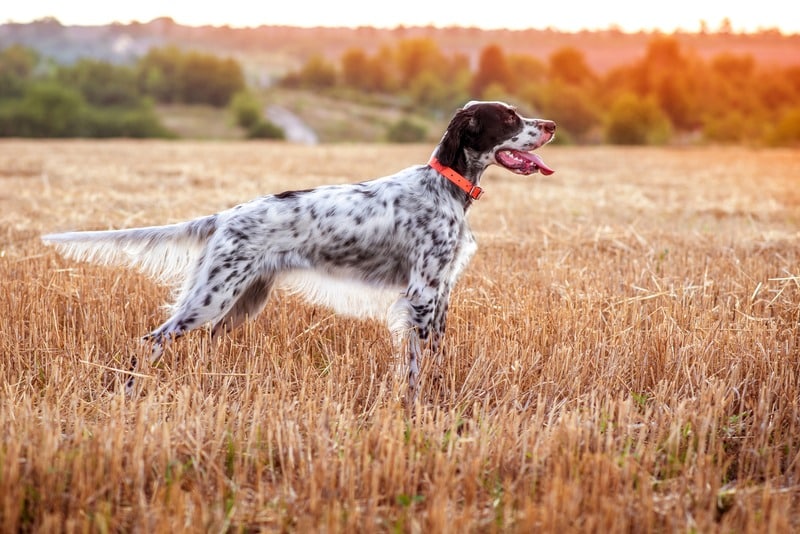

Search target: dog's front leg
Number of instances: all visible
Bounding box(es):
[430,284,452,362]
[389,282,438,404]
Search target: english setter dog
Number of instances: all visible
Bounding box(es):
[42,101,556,401]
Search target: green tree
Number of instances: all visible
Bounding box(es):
[137,47,244,106]
[137,46,184,103]
[605,93,672,145]
[229,91,263,130]
[228,91,284,139]
[283,54,337,90]
[538,82,600,142]
[57,59,140,107]
[0,82,86,137]
[246,120,285,140]
[178,52,245,106]
[0,45,38,98]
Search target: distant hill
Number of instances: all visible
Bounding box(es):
[2,17,799,84]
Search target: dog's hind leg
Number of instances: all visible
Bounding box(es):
[210,272,276,337]
[125,259,273,394]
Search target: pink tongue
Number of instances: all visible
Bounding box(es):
[529,152,554,175]
[498,149,555,175]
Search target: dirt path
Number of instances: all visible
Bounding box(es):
[265,105,319,145]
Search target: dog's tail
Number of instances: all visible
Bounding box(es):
[41,215,218,282]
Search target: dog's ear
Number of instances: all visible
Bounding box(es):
[436,107,480,169]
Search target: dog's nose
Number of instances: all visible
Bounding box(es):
[541,120,556,134]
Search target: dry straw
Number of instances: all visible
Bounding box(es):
[1,141,799,532]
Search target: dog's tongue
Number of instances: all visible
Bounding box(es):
[528,152,554,175]
[497,150,555,175]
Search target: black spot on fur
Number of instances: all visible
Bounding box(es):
[274,188,313,200]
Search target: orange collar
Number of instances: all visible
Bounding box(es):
[428,157,483,200]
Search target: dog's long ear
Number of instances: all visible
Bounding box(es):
[436,107,479,170]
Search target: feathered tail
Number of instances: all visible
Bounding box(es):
[41,215,218,283]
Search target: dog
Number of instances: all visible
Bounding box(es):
[42,101,556,401]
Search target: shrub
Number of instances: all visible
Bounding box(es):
[246,120,285,140]
[702,111,749,143]
[229,91,263,130]
[604,93,672,145]
[1,83,87,137]
[386,118,427,143]
[767,107,800,146]
[0,84,172,138]
[82,104,174,138]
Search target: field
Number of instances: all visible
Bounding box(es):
[1,140,799,532]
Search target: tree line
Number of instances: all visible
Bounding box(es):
[0,45,245,137]
[1,36,799,145]
[281,36,800,146]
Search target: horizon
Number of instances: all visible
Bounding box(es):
[2,1,797,35]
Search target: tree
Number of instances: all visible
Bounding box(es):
[2,83,86,137]
[0,45,38,98]
[178,52,245,106]
[341,48,370,90]
[653,75,696,130]
[538,82,600,142]
[228,91,284,139]
[57,59,140,107]
[395,38,445,87]
[137,46,184,103]
[471,45,513,98]
[767,107,800,146]
[282,54,337,90]
[137,47,245,106]
[229,91,263,130]
[548,47,595,86]
[605,93,672,145]
[341,47,395,92]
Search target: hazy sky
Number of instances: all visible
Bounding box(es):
[3,1,795,34]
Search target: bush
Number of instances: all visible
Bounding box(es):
[604,93,672,145]
[386,118,427,143]
[281,55,337,90]
[246,120,285,140]
[57,60,141,107]
[82,105,174,138]
[230,91,263,130]
[702,111,750,143]
[767,107,800,146]
[137,47,245,107]
[0,83,87,137]
[0,83,172,138]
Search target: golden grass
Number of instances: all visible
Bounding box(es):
[1,140,800,532]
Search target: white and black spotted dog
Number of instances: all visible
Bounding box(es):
[42,101,556,401]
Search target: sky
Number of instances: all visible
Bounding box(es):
[2,1,796,34]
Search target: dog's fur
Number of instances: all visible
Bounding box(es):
[42,101,555,401]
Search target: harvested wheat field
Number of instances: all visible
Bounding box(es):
[1,140,800,532]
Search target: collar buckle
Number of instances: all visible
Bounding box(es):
[468,185,484,200]
[429,156,484,202]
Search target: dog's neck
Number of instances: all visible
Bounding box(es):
[428,156,484,201]
[429,147,490,206]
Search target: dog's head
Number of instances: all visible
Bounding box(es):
[436,101,556,176]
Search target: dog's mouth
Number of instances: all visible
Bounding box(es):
[496,149,554,176]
